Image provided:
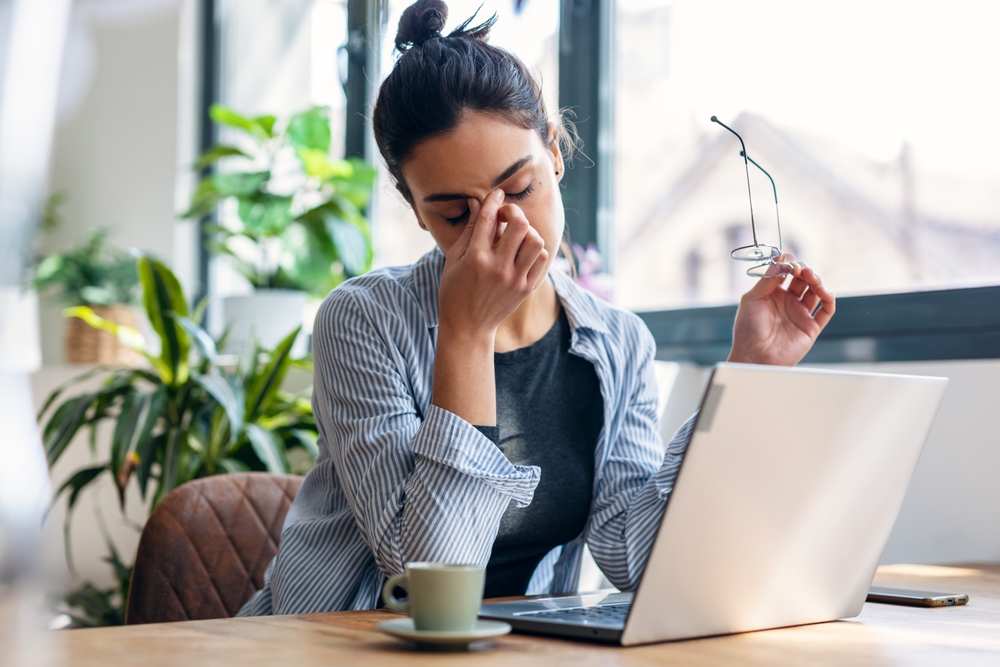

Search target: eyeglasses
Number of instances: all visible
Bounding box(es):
[711,116,793,279]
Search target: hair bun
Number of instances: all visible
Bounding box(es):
[395,0,449,52]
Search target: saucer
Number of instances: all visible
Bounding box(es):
[376,618,511,650]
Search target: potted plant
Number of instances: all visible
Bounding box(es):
[40,255,318,626]
[184,104,376,352]
[32,229,141,365]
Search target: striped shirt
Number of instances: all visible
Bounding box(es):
[238,248,696,616]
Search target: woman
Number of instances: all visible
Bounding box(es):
[239,0,835,616]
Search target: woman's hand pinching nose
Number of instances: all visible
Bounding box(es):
[438,189,546,337]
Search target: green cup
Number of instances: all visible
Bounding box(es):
[381,563,485,632]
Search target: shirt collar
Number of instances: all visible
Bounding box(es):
[410,248,610,337]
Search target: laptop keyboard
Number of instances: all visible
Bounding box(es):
[518,602,631,624]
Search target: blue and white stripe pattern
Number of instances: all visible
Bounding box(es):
[238,248,696,616]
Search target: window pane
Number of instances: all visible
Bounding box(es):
[373,0,559,268]
[614,0,1000,311]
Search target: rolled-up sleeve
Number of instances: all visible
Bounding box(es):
[313,288,540,577]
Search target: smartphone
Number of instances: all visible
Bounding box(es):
[867,587,969,607]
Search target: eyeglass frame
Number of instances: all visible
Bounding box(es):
[710,116,792,278]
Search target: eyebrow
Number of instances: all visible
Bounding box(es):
[422,156,533,203]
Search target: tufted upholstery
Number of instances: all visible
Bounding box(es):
[125,472,301,625]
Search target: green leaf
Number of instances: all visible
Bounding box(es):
[37,367,107,421]
[245,424,289,473]
[54,465,106,515]
[211,171,270,198]
[136,432,165,499]
[181,177,222,219]
[194,144,251,169]
[245,326,301,422]
[209,105,271,142]
[191,295,210,327]
[110,390,140,477]
[328,218,370,277]
[290,428,319,458]
[252,114,277,138]
[237,332,259,383]
[177,315,217,363]
[137,257,190,387]
[236,193,293,236]
[195,372,245,443]
[218,457,251,473]
[44,394,94,467]
[157,428,184,503]
[287,106,331,152]
[35,254,65,281]
[297,148,352,180]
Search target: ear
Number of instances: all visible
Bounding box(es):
[547,123,565,182]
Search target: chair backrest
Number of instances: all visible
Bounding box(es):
[125,472,302,625]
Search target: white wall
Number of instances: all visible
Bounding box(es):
[41,7,181,365]
[34,4,184,589]
[658,358,1000,566]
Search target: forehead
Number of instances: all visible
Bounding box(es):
[402,112,543,197]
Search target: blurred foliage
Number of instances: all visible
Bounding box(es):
[31,229,139,307]
[185,105,376,296]
[41,256,317,626]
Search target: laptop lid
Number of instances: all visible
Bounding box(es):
[621,363,947,645]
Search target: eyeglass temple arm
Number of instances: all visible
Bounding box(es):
[740,151,782,252]
[710,116,757,246]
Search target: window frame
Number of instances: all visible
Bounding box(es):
[200,1,1000,365]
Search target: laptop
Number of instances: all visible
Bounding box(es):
[480,363,948,645]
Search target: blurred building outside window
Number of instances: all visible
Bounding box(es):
[614,0,1000,312]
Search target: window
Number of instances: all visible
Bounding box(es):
[613,0,1000,313]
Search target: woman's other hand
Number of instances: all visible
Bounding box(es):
[728,254,835,366]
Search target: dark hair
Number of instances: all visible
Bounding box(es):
[372,0,571,203]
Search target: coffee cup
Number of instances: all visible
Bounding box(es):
[381,562,485,632]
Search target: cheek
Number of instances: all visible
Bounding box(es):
[527,181,565,249]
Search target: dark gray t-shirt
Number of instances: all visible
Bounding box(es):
[476,308,603,598]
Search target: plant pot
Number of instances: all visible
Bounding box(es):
[221,290,308,356]
[65,305,143,365]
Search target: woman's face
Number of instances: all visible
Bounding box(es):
[400,111,565,273]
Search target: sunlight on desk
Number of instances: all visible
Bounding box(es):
[60,564,1000,667]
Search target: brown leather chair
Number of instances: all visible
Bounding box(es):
[125,472,301,624]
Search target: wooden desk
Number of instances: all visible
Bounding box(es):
[60,564,1000,666]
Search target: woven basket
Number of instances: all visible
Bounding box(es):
[65,305,144,366]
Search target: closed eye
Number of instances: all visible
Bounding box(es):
[507,182,534,201]
[445,209,470,226]
[442,183,535,226]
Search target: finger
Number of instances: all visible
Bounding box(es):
[813,293,836,328]
[525,247,550,289]
[743,269,784,300]
[470,189,504,249]
[801,290,821,314]
[495,204,531,263]
[776,252,798,266]
[786,276,810,299]
[515,226,545,275]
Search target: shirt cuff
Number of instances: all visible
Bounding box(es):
[410,404,540,507]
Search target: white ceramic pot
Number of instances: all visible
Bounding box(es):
[221,290,308,356]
